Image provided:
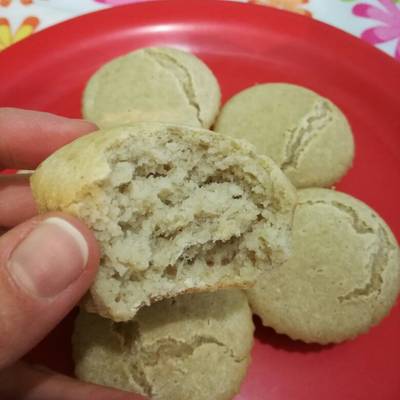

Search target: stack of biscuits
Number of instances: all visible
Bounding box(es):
[30,47,400,400]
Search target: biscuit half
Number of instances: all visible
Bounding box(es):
[31,123,296,321]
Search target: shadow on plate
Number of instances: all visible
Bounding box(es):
[253,315,334,353]
[24,308,78,376]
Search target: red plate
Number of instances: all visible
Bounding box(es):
[1,1,399,399]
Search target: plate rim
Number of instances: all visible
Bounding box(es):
[0,0,399,73]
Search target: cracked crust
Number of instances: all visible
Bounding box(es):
[31,123,296,321]
[73,290,254,400]
[145,48,204,126]
[247,188,400,344]
[214,83,354,188]
[82,47,221,129]
[280,100,333,171]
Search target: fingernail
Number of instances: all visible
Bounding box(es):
[8,217,89,298]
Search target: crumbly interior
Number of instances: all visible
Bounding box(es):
[77,129,288,319]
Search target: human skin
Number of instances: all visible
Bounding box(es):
[0,108,144,400]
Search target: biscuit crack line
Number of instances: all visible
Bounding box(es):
[139,335,243,365]
[145,49,203,126]
[298,200,389,302]
[298,199,373,235]
[120,334,244,396]
[281,100,333,171]
[338,226,391,302]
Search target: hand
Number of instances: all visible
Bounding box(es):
[0,109,143,400]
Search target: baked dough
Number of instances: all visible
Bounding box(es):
[214,83,354,188]
[83,47,221,129]
[73,290,254,400]
[31,122,296,321]
[247,188,400,344]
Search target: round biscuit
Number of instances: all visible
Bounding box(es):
[247,188,400,344]
[214,83,354,188]
[83,47,221,129]
[73,290,254,400]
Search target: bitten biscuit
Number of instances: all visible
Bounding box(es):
[73,290,254,400]
[83,47,221,129]
[214,83,354,188]
[247,188,400,344]
[31,123,296,321]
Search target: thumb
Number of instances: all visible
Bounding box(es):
[0,213,100,369]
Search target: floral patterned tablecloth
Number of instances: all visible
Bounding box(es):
[0,0,399,61]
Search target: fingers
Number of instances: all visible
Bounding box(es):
[0,362,144,400]
[0,108,96,169]
[0,174,37,227]
[0,213,100,369]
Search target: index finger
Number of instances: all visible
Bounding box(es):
[0,108,96,169]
